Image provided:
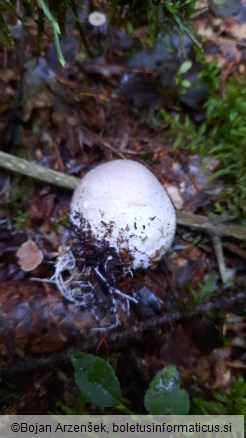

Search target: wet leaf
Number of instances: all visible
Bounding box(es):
[71,352,122,408]
[144,365,190,414]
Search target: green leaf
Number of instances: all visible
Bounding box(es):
[179,60,192,74]
[192,377,246,416]
[181,79,191,88]
[0,1,20,18]
[0,13,13,48]
[144,365,190,415]
[38,0,65,67]
[71,352,122,408]
[0,0,31,50]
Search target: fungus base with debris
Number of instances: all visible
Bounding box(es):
[53,159,176,331]
[52,215,137,331]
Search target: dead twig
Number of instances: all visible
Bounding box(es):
[115,291,246,339]
[0,150,78,190]
[175,210,246,242]
[205,36,246,49]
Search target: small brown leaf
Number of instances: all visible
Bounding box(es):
[17,239,43,272]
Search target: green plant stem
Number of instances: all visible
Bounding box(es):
[0,150,245,241]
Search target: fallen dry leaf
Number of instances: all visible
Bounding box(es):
[16,239,44,271]
[193,347,232,390]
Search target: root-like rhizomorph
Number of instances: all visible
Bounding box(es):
[52,221,137,331]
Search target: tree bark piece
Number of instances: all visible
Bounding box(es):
[0,280,245,374]
[0,281,95,359]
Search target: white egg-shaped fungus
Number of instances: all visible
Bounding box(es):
[70,159,176,269]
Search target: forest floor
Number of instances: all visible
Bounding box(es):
[0,0,246,415]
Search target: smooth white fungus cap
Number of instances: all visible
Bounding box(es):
[70,159,176,269]
[88,11,107,27]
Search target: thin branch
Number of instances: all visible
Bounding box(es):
[176,210,246,242]
[0,150,78,190]
[211,235,234,285]
[0,150,245,241]
[110,291,246,341]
